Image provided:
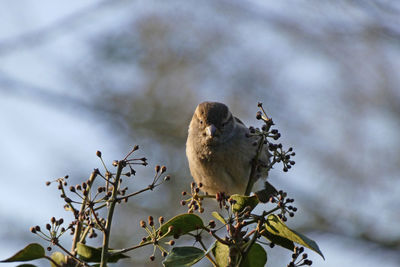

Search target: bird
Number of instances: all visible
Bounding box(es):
[186,101,269,195]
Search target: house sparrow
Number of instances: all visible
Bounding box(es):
[186,101,269,195]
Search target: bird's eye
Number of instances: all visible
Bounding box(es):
[200,120,203,124]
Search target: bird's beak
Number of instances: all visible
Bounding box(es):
[206,124,218,137]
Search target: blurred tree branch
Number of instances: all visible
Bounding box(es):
[0,0,122,55]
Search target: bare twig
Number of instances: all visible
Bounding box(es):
[198,238,218,267]
[57,241,91,267]
[100,160,124,267]
[244,135,266,196]
[71,171,97,255]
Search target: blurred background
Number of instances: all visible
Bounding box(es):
[0,0,399,266]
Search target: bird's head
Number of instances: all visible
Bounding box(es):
[191,101,235,145]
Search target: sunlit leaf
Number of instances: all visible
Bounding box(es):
[50,252,66,267]
[240,243,267,267]
[1,243,45,262]
[211,211,226,224]
[77,243,129,263]
[265,214,325,259]
[261,229,295,251]
[162,247,205,267]
[230,194,259,213]
[254,181,278,203]
[212,241,267,267]
[212,241,229,267]
[157,214,204,239]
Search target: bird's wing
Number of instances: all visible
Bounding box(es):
[234,116,246,126]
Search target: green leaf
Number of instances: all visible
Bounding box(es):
[1,243,45,262]
[240,243,267,267]
[212,241,267,267]
[261,229,295,251]
[212,241,229,267]
[254,181,278,203]
[50,252,66,267]
[230,194,259,213]
[162,247,205,267]
[211,211,226,224]
[77,243,129,263]
[265,214,325,259]
[157,214,204,239]
[205,242,216,256]
[107,251,129,263]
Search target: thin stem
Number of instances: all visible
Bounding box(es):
[238,219,264,266]
[79,225,91,244]
[100,160,124,267]
[71,171,97,255]
[116,186,152,201]
[198,238,218,267]
[198,194,216,199]
[99,158,110,176]
[243,229,257,240]
[244,135,265,196]
[257,206,281,218]
[245,115,274,196]
[240,219,258,228]
[44,255,62,267]
[258,104,270,120]
[123,146,138,161]
[72,191,84,200]
[35,230,51,241]
[207,228,230,246]
[90,205,106,232]
[60,186,78,214]
[114,241,152,254]
[56,242,91,267]
[94,203,107,211]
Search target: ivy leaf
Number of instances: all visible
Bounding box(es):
[76,243,129,263]
[265,214,325,259]
[261,229,295,251]
[50,252,66,267]
[212,241,229,267]
[254,181,278,203]
[162,247,205,267]
[213,241,267,267]
[241,243,267,267]
[230,194,259,213]
[211,211,226,224]
[1,243,45,262]
[157,214,204,239]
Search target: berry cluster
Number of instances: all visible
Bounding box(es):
[30,217,70,251]
[37,146,170,266]
[139,216,175,261]
[246,102,296,175]
[180,182,206,213]
[269,190,297,222]
[287,246,313,266]
[268,144,296,172]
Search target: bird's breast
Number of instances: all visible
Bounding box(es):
[197,144,217,161]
